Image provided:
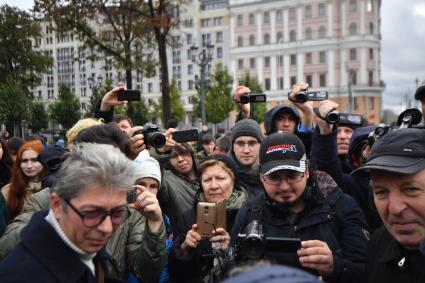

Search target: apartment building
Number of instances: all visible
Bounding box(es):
[32,0,383,127]
[229,0,383,123]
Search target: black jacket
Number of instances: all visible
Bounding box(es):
[311,126,382,232]
[366,226,425,283]
[0,211,122,283]
[231,174,368,283]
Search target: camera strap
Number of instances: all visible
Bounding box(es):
[313,107,337,122]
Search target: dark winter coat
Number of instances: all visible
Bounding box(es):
[0,211,122,283]
[310,126,382,232]
[230,172,369,283]
[366,226,425,283]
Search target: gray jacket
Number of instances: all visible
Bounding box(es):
[0,188,167,283]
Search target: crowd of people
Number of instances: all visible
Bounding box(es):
[0,80,424,283]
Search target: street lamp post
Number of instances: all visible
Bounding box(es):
[190,42,214,125]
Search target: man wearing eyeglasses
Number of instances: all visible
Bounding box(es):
[231,132,368,283]
[0,143,157,282]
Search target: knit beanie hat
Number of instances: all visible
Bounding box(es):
[133,157,161,187]
[231,119,263,144]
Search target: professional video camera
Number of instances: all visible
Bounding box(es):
[367,108,423,147]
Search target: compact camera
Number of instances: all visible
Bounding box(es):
[288,90,328,103]
[239,93,267,104]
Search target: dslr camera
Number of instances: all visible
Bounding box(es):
[137,123,166,149]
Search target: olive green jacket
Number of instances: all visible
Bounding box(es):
[0,188,167,283]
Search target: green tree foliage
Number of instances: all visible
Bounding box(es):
[204,67,234,124]
[130,97,151,126]
[34,0,156,89]
[49,84,81,131]
[0,5,52,88]
[0,79,30,135]
[239,73,267,123]
[84,80,113,118]
[28,102,49,132]
[152,78,184,124]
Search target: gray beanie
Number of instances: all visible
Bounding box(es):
[133,157,161,187]
[231,119,263,143]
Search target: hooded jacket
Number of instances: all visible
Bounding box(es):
[264,104,312,155]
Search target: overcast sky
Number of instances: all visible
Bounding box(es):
[1,0,424,112]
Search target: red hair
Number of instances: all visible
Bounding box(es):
[6,140,45,221]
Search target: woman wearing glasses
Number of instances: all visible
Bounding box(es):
[2,140,45,223]
[230,132,368,283]
[169,154,248,283]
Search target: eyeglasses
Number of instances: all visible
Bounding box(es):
[64,199,130,228]
[263,172,305,185]
[234,140,259,148]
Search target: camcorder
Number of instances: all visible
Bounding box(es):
[368,108,423,147]
[136,123,166,149]
[239,93,267,104]
[232,220,301,261]
[287,90,328,103]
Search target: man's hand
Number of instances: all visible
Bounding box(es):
[129,185,163,233]
[100,84,127,112]
[126,126,146,159]
[290,82,313,128]
[298,240,334,277]
[209,227,231,251]
[234,85,251,118]
[181,224,202,254]
[315,100,339,135]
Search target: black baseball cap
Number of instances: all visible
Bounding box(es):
[353,128,425,174]
[260,132,306,175]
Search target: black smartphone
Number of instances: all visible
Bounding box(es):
[265,237,302,253]
[117,89,141,101]
[126,186,138,204]
[172,129,199,143]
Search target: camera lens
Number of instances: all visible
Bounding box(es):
[240,94,250,104]
[147,132,166,148]
[327,111,340,124]
[296,92,308,103]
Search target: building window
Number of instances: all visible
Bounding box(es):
[265,78,271,90]
[217,47,223,59]
[276,10,283,22]
[264,33,270,44]
[368,97,375,110]
[216,31,223,43]
[148,82,153,92]
[38,90,42,99]
[214,17,223,26]
[369,22,374,34]
[305,5,312,18]
[237,15,243,26]
[289,30,296,42]
[277,31,283,42]
[237,36,243,47]
[264,11,270,24]
[349,0,357,12]
[305,28,312,40]
[238,59,244,70]
[318,3,326,16]
[289,8,296,21]
[305,52,312,64]
[264,56,270,68]
[188,80,195,90]
[290,76,297,87]
[306,75,313,86]
[249,34,255,46]
[290,54,297,65]
[188,64,193,75]
[278,77,284,89]
[201,18,211,27]
[187,34,192,45]
[250,58,256,69]
[349,23,357,35]
[369,48,374,60]
[319,51,326,63]
[368,71,374,86]
[350,48,357,60]
[319,26,326,38]
[249,13,255,25]
[320,74,327,87]
[278,55,283,66]
[367,0,374,12]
